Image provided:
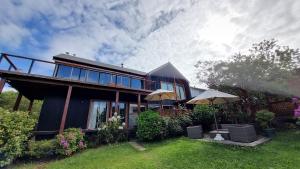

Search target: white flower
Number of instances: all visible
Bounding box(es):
[118,126,123,130]
[112,116,117,122]
[108,118,112,122]
[114,112,118,116]
[97,128,101,131]
[122,122,126,126]
[102,125,107,129]
[117,115,121,119]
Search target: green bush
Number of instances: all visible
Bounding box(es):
[97,112,127,144]
[26,139,56,158]
[163,117,183,137]
[55,128,86,156]
[0,108,37,167]
[137,110,166,142]
[256,110,275,129]
[191,105,216,131]
[177,113,192,129]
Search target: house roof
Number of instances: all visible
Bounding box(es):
[53,54,147,76]
[147,62,188,81]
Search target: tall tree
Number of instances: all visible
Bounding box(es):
[195,39,300,119]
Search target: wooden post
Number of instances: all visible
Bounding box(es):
[0,79,5,94]
[59,86,72,134]
[125,102,129,128]
[13,93,22,111]
[115,91,119,114]
[137,94,141,114]
[28,99,34,112]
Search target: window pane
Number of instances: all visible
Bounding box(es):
[111,75,116,84]
[79,69,87,81]
[122,76,130,87]
[161,82,173,91]
[179,86,186,99]
[56,65,71,79]
[131,79,142,89]
[87,70,99,83]
[100,73,111,85]
[111,102,126,123]
[117,76,122,85]
[71,67,80,80]
[88,101,107,129]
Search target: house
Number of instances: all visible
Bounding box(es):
[0,53,201,138]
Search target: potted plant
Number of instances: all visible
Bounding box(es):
[255,110,275,138]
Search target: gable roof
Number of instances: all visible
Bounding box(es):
[147,62,188,81]
[53,54,147,76]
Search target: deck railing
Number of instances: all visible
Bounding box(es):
[0,53,159,91]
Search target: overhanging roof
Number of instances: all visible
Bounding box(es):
[53,54,147,76]
[147,62,188,81]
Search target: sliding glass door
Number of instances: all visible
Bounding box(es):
[88,101,108,129]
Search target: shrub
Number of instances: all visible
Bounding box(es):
[163,117,183,137]
[177,113,192,129]
[97,112,127,144]
[26,139,56,158]
[55,128,86,156]
[136,110,166,142]
[0,108,37,167]
[191,105,216,131]
[256,110,275,129]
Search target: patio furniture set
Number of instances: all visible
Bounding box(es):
[187,124,257,143]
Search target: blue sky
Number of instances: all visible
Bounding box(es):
[1,0,300,87]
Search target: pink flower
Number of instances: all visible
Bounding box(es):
[63,141,69,149]
[78,141,85,149]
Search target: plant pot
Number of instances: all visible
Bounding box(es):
[263,128,276,138]
[187,125,203,139]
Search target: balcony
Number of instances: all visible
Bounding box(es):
[0,53,153,92]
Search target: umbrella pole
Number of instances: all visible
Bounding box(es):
[211,99,224,141]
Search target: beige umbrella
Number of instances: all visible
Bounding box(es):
[187,89,240,140]
[145,89,176,110]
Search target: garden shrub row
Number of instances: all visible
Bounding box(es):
[136,105,215,142]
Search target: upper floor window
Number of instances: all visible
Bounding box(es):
[56,65,71,79]
[87,70,99,83]
[131,78,142,89]
[176,85,186,100]
[70,67,80,80]
[161,81,174,91]
[117,75,130,87]
[79,69,87,81]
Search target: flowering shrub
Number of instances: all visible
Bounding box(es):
[97,112,127,144]
[0,108,37,167]
[55,128,86,156]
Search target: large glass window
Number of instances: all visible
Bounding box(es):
[117,75,130,87]
[70,67,80,80]
[79,69,87,81]
[111,102,126,123]
[161,81,174,91]
[176,85,186,100]
[88,101,108,129]
[100,73,111,85]
[56,65,72,79]
[87,70,99,83]
[131,78,142,89]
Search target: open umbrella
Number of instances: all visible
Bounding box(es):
[187,89,240,141]
[145,89,176,110]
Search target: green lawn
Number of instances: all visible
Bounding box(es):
[13,130,300,169]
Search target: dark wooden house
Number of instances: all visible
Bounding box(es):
[0,53,196,137]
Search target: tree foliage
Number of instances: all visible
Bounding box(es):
[195,39,300,119]
[0,91,43,113]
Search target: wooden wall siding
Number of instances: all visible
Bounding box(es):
[271,102,294,116]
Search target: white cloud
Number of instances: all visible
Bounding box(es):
[0,0,300,88]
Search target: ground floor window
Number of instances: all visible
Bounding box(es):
[128,104,146,129]
[111,102,126,123]
[88,100,108,129]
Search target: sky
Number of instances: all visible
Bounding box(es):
[0,0,300,88]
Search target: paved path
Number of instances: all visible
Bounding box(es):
[129,141,146,151]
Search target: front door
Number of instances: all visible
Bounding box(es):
[87,100,108,129]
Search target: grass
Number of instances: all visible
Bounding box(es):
[12,130,300,169]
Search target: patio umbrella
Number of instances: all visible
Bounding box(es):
[187,89,240,141]
[145,89,176,110]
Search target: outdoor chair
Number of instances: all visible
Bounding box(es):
[227,124,257,143]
